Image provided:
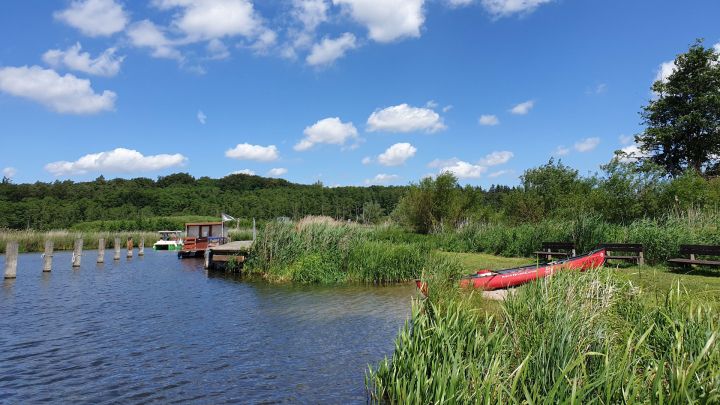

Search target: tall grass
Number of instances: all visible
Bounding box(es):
[0,230,159,253]
[247,221,433,284]
[440,212,720,264]
[367,271,720,403]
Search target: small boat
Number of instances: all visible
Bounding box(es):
[153,231,183,251]
[458,249,606,291]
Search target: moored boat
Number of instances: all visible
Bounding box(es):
[153,231,183,251]
[458,249,606,291]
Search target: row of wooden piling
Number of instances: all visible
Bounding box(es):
[4,237,145,279]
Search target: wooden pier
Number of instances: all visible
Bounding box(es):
[204,241,253,270]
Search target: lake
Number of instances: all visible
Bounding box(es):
[0,249,414,404]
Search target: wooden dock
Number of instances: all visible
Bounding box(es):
[204,240,253,270]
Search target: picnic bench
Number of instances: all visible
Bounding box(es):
[535,242,576,262]
[668,245,720,268]
[600,243,644,266]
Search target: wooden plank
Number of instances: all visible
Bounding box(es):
[600,243,643,252]
[679,245,720,255]
[541,242,575,249]
[211,255,245,263]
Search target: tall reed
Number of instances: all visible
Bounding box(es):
[0,230,159,253]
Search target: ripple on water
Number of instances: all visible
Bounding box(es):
[0,250,414,403]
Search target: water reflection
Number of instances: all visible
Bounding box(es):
[0,250,413,403]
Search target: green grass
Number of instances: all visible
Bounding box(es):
[0,230,159,253]
[367,270,720,403]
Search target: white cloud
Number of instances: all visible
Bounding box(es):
[574,137,600,152]
[377,143,417,166]
[442,105,453,113]
[295,117,358,150]
[510,100,534,115]
[267,167,288,177]
[619,134,633,145]
[152,0,267,41]
[481,0,553,17]
[365,173,400,185]
[715,43,720,53]
[0,66,116,114]
[332,0,425,43]
[479,150,513,166]
[225,143,279,161]
[361,156,372,164]
[428,157,460,168]
[197,110,207,124]
[206,39,230,59]
[55,0,128,37]
[45,148,187,176]
[439,160,487,179]
[306,33,357,66]
[616,144,645,163]
[552,145,570,156]
[447,0,473,7]
[230,169,255,175]
[488,169,512,178]
[43,43,124,77]
[127,20,183,60]
[2,167,17,178]
[367,103,445,133]
[478,114,499,126]
[655,60,676,83]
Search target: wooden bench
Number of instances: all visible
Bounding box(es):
[600,243,644,266]
[668,245,720,267]
[535,242,576,262]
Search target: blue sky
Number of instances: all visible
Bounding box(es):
[1,0,719,187]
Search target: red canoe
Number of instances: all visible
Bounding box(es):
[457,249,606,291]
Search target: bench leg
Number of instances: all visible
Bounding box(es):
[638,252,644,266]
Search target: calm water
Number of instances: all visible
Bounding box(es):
[0,250,414,404]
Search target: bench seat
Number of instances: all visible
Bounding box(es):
[533,251,570,256]
[667,258,720,266]
[606,255,641,261]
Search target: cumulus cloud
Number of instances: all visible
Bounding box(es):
[479,150,513,166]
[54,0,128,37]
[367,103,445,133]
[574,137,600,152]
[510,100,534,115]
[481,0,553,17]
[45,148,187,176]
[552,146,569,156]
[43,43,124,77]
[152,0,267,41]
[267,167,288,177]
[332,0,425,43]
[295,117,358,151]
[230,169,256,175]
[365,173,400,185]
[197,110,207,124]
[478,114,499,126]
[206,39,230,59]
[282,0,330,58]
[616,144,646,163]
[127,20,183,60]
[439,160,487,179]
[377,143,417,166]
[306,33,357,66]
[429,150,512,179]
[2,167,17,178]
[0,66,116,114]
[361,156,373,164]
[225,143,280,161]
[655,60,676,83]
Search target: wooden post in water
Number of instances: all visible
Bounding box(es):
[113,237,121,261]
[72,238,83,268]
[42,240,54,272]
[4,241,18,279]
[138,238,145,256]
[126,238,133,258]
[97,238,105,263]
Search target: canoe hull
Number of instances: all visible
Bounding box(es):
[459,249,606,291]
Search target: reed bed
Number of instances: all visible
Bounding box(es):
[367,271,720,403]
[0,230,159,253]
[247,221,434,284]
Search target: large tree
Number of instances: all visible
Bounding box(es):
[636,40,720,177]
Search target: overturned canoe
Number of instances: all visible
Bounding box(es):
[458,249,607,291]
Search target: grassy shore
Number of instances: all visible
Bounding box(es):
[366,251,720,403]
[0,230,160,253]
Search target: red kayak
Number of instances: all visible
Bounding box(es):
[458,249,606,291]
